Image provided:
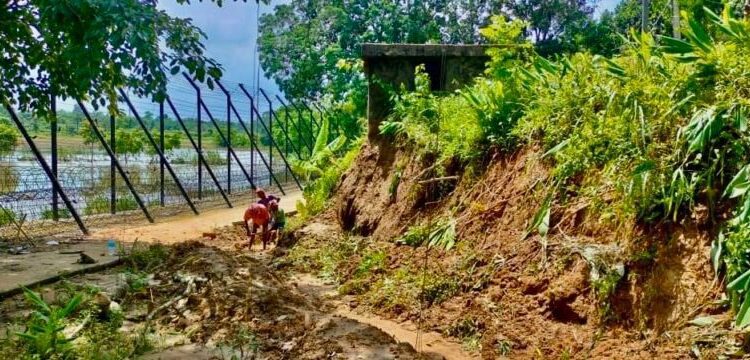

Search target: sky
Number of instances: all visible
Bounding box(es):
[158,0,281,96]
[596,0,622,17]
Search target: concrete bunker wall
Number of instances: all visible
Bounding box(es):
[362,44,490,142]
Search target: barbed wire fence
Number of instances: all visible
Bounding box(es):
[0,76,317,243]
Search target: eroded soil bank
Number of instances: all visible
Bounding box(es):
[281,141,740,359]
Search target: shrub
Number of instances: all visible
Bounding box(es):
[84,196,139,215]
[297,139,361,219]
[382,65,483,164]
[0,207,16,227]
[41,208,72,220]
[16,287,83,358]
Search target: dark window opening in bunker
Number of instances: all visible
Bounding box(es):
[422,60,443,92]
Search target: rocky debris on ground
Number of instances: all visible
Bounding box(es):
[125,241,427,359]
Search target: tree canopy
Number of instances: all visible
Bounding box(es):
[0,0,240,118]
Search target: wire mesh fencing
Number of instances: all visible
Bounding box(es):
[0,149,295,241]
[0,76,318,243]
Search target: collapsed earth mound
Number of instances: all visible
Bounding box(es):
[288,141,730,359]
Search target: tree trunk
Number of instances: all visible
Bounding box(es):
[642,0,650,32]
[672,0,681,39]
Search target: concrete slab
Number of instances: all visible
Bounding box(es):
[0,240,121,298]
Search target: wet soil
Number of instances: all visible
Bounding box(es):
[0,226,464,359]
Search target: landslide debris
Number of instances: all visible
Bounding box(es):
[123,241,427,359]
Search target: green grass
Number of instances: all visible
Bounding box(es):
[84,196,139,215]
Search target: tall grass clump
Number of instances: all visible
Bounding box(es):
[380,65,483,165]
[509,9,750,326]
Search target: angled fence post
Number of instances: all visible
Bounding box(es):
[184,75,260,192]
[2,101,89,235]
[119,90,199,215]
[166,98,232,208]
[50,93,59,221]
[110,114,116,214]
[76,100,154,223]
[238,84,302,192]
[275,96,311,156]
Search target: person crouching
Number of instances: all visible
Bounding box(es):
[268,200,286,245]
[243,203,270,250]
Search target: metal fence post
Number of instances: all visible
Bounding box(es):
[166,98,232,208]
[250,95,255,186]
[284,105,289,182]
[268,98,273,187]
[3,101,89,235]
[159,101,165,206]
[76,100,154,223]
[110,114,116,214]
[226,90,232,194]
[195,77,203,200]
[119,90,199,215]
[50,93,59,221]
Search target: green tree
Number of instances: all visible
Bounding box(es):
[213,128,251,148]
[115,129,144,164]
[78,119,100,159]
[0,0,232,118]
[609,0,726,39]
[165,131,183,152]
[0,123,18,158]
[507,0,595,55]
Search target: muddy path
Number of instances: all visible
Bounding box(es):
[0,235,468,359]
[289,273,473,360]
[199,223,474,359]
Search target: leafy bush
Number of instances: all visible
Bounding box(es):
[296,138,361,219]
[41,208,72,220]
[0,122,18,157]
[381,65,482,164]
[124,242,169,272]
[0,207,16,227]
[84,196,139,215]
[385,10,750,326]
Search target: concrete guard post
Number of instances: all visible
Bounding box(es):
[361,43,492,143]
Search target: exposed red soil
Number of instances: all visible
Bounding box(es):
[292,140,733,359]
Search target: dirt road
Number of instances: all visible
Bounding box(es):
[80,189,472,359]
[89,190,302,244]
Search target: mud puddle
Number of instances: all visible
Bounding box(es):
[289,273,473,360]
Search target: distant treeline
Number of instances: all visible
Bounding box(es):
[0,107,276,151]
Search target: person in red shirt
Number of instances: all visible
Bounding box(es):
[243,203,271,250]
